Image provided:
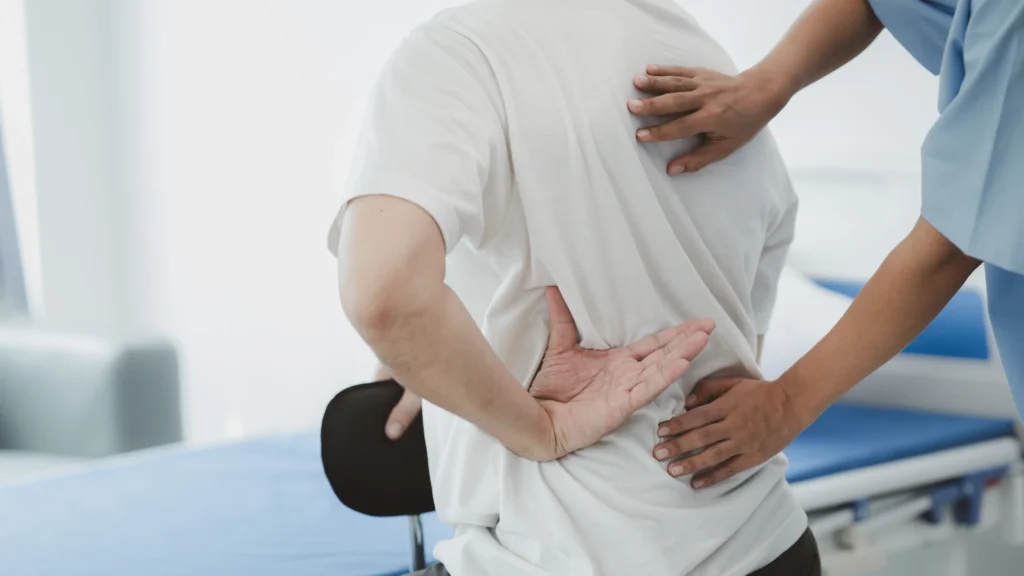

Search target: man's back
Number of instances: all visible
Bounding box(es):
[332,0,804,573]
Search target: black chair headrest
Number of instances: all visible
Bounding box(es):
[320,379,436,517]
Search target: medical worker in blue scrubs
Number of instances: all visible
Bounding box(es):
[628,0,1024,489]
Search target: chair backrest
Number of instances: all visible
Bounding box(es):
[320,379,435,517]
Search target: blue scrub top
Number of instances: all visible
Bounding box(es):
[869,0,1024,417]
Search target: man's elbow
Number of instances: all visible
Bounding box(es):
[341,274,406,341]
[340,266,440,345]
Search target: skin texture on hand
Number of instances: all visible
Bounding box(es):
[652,218,981,488]
[654,377,799,489]
[629,66,792,174]
[530,289,715,457]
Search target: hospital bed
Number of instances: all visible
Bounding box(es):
[1,283,1021,576]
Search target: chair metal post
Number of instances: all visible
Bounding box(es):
[408,514,426,571]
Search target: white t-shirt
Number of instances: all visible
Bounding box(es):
[328,0,805,574]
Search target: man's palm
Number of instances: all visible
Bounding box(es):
[530,288,713,457]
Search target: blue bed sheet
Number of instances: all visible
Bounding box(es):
[1,406,1015,575]
[0,434,450,576]
[785,404,1015,482]
[815,279,989,360]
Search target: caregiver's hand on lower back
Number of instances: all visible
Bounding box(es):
[628,66,793,174]
[529,288,716,458]
[653,376,806,489]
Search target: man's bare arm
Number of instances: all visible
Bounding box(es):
[338,195,554,460]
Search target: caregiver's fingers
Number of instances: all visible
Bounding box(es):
[691,455,750,489]
[685,377,745,410]
[627,317,715,360]
[668,140,737,175]
[636,113,710,143]
[385,388,422,440]
[646,64,703,78]
[656,399,728,437]
[666,440,740,478]
[628,92,702,117]
[633,73,699,94]
[654,421,730,460]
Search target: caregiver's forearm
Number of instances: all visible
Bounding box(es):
[751,0,883,98]
[778,218,982,426]
[339,196,554,460]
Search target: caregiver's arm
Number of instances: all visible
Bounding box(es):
[339,194,711,462]
[630,0,883,173]
[654,218,981,487]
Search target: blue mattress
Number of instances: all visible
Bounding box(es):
[1,406,1015,575]
[0,434,451,576]
[815,279,989,360]
[785,404,1015,482]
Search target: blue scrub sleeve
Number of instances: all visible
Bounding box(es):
[867,0,956,75]
[920,0,1024,275]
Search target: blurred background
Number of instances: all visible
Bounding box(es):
[1,1,1016,575]
[0,0,940,445]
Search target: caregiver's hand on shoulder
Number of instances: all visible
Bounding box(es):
[653,376,808,489]
[529,288,716,459]
[628,66,794,174]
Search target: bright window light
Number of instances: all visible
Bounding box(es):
[0,0,43,315]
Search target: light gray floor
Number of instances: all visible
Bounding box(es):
[857,531,1024,576]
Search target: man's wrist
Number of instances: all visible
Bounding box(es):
[501,402,559,462]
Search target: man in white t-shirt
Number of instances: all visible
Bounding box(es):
[329,0,815,574]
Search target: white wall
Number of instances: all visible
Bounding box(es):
[110,0,470,441]
[0,0,42,315]
[685,0,940,175]
[23,0,122,329]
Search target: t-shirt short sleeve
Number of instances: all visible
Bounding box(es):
[327,23,510,257]
[751,196,798,335]
[920,0,1024,275]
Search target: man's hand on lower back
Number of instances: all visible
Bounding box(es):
[651,376,808,489]
[529,288,715,459]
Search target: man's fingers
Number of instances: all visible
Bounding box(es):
[654,422,730,461]
[385,389,422,440]
[545,286,578,352]
[666,441,739,478]
[641,327,711,369]
[657,401,726,437]
[627,317,715,360]
[667,141,736,175]
[629,359,689,412]
[684,377,743,410]
[636,113,710,143]
[630,331,709,409]
[646,64,702,78]
[633,73,698,94]
[691,456,746,489]
[628,92,702,117]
